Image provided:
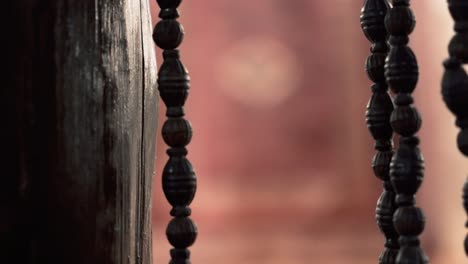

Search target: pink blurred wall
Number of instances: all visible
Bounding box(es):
[150,1,466,263]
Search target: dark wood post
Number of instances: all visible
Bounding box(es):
[3,1,157,263]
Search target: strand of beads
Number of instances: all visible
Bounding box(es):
[153,0,198,263]
[441,0,468,256]
[360,1,399,263]
[384,0,429,263]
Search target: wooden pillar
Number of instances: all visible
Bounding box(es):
[3,1,157,263]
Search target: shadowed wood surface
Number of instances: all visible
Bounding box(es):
[3,1,157,263]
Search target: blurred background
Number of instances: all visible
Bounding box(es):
[150,1,467,263]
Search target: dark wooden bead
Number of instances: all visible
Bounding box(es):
[166,217,198,249]
[449,33,468,63]
[157,0,182,9]
[396,245,429,264]
[385,46,419,94]
[390,105,422,137]
[366,91,394,141]
[384,6,415,36]
[442,60,468,118]
[360,0,390,43]
[390,138,424,201]
[158,51,190,109]
[380,246,399,264]
[376,189,399,237]
[457,129,468,156]
[393,206,425,236]
[447,0,468,33]
[373,150,394,181]
[162,118,193,147]
[153,19,185,50]
[367,53,388,83]
[162,156,196,207]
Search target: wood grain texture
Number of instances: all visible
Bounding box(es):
[4,0,157,263]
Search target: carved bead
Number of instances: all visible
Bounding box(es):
[162,118,193,147]
[367,53,388,83]
[393,206,425,236]
[385,46,419,94]
[449,33,468,63]
[373,150,394,180]
[396,245,429,264]
[360,0,390,43]
[380,247,399,264]
[153,19,185,50]
[385,6,415,36]
[442,59,468,118]
[377,190,399,237]
[390,105,422,137]
[162,156,196,207]
[366,91,394,141]
[447,0,468,32]
[166,217,198,248]
[390,138,424,197]
[458,129,468,156]
[158,51,190,109]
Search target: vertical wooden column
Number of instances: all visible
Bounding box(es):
[360,1,399,263]
[4,1,158,263]
[441,0,468,257]
[385,0,428,263]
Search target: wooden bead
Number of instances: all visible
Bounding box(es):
[442,59,468,119]
[449,33,468,63]
[162,118,193,147]
[153,19,185,50]
[162,156,196,207]
[360,0,390,43]
[373,150,393,181]
[158,51,190,109]
[376,189,399,237]
[366,91,394,141]
[366,53,388,83]
[384,6,415,36]
[166,217,198,248]
[385,46,419,94]
[393,206,425,236]
[390,105,422,137]
[447,0,468,33]
[390,137,424,197]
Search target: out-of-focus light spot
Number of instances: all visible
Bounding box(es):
[216,37,301,108]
